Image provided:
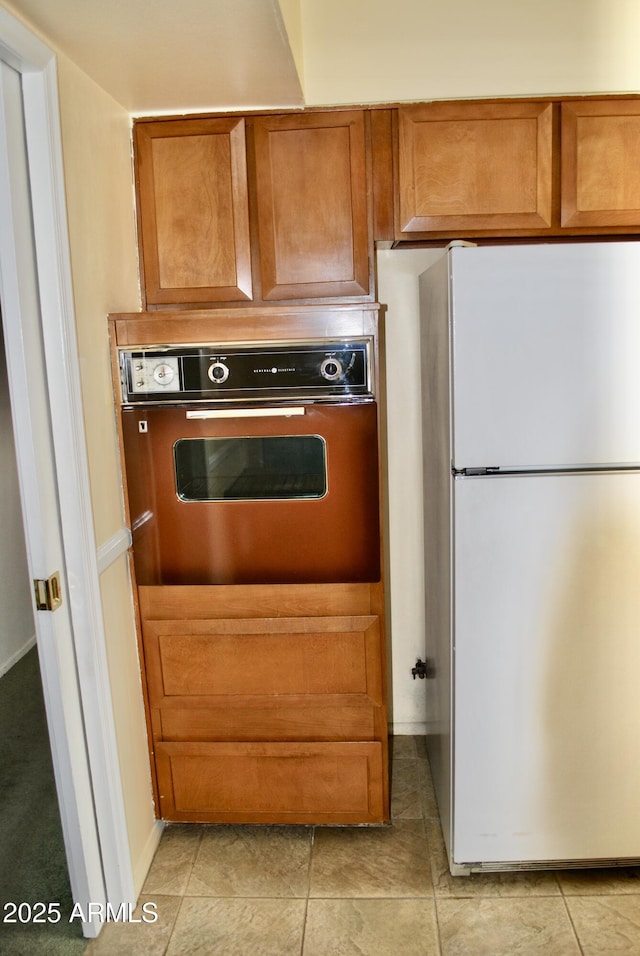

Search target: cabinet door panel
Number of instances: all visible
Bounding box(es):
[135,117,252,304]
[561,100,640,227]
[254,111,370,299]
[397,101,553,235]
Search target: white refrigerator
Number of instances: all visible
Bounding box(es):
[420,242,640,874]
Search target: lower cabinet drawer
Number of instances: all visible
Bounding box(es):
[155,740,385,824]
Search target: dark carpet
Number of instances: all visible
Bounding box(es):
[0,647,86,954]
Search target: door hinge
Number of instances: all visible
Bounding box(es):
[34,571,63,612]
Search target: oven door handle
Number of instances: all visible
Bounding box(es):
[185,406,306,420]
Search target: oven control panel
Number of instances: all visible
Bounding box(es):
[119,340,374,404]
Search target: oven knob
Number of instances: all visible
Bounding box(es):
[208,361,230,384]
[320,357,343,381]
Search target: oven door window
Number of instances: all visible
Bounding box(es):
[174,435,327,501]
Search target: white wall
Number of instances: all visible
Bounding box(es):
[301,0,640,105]
[278,0,304,97]
[54,54,157,891]
[0,324,34,676]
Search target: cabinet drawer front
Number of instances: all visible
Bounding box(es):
[159,700,376,741]
[397,101,553,234]
[156,741,385,823]
[143,616,382,703]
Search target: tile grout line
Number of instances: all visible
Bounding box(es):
[299,826,316,955]
[160,898,181,956]
[557,886,586,956]
[163,824,206,952]
[422,753,445,956]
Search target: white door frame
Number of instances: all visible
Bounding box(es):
[0,8,134,938]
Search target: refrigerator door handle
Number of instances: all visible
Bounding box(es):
[452,466,501,477]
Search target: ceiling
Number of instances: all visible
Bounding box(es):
[5,0,304,115]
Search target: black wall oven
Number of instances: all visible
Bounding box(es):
[118,339,381,586]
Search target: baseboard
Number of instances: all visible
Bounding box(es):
[389,721,428,736]
[0,633,36,679]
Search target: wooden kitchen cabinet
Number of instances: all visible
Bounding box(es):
[134,109,372,308]
[396,100,554,238]
[135,117,253,305]
[561,99,640,228]
[253,110,371,300]
[133,98,640,306]
[137,583,389,824]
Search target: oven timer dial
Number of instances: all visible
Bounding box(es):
[320,356,343,381]
[128,355,180,393]
[152,363,175,386]
[207,361,230,384]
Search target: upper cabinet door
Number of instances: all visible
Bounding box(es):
[135,118,252,305]
[561,100,640,228]
[253,111,371,300]
[397,101,553,237]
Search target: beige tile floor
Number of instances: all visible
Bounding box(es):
[86,736,640,955]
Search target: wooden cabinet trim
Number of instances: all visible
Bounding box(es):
[370,109,395,242]
[109,304,379,349]
[138,582,376,621]
[157,699,377,742]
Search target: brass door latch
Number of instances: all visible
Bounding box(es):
[33,571,63,611]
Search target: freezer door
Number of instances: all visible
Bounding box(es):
[453,471,640,866]
[450,242,640,469]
